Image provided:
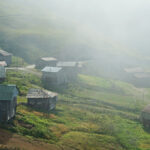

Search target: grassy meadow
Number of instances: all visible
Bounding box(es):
[1,71,150,150]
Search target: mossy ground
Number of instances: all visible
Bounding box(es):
[1,72,150,150]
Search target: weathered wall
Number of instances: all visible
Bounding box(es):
[28,97,57,112]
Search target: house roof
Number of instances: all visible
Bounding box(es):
[134,73,150,79]
[42,67,62,73]
[41,57,57,61]
[0,61,7,67]
[0,49,12,56]
[124,67,144,73]
[0,84,18,101]
[27,88,57,99]
[57,61,77,67]
[0,66,5,78]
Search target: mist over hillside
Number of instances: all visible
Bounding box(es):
[0,0,150,68]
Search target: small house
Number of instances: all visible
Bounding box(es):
[141,104,150,128]
[27,88,58,112]
[0,49,12,66]
[42,67,67,88]
[0,66,6,82]
[57,61,78,81]
[0,85,18,122]
[36,57,58,69]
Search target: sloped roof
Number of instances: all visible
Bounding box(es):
[42,67,62,73]
[27,88,57,99]
[134,73,150,79]
[0,66,5,78]
[57,61,77,67]
[0,85,18,101]
[0,49,12,56]
[0,61,7,67]
[41,57,57,61]
[124,67,144,73]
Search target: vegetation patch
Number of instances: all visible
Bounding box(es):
[2,72,150,149]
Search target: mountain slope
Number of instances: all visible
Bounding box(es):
[1,70,150,150]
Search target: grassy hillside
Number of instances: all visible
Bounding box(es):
[1,71,150,150]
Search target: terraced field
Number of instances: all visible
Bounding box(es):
[1,72,150,150]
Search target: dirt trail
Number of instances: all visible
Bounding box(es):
[0,129,60,150]
[6,65,42,77]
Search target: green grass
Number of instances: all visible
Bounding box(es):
[2,72,150,150]
[10,56,28,67]
[3,70,42,96]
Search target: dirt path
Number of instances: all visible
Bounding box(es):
[6,66,42,77]
[0,129,60,150]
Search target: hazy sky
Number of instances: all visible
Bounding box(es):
[27,0,149,54]
[4,0,150,55]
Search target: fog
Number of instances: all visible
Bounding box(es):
[33,0,150,54]
[1,0,150,86]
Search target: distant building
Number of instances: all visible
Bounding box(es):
[42,67,67,88]
[141,105,150,128]
[124,67,143,73]
[0,61,7,67]
[27,88,58,112]
[57,61,78,68]
[0,66,6,82]
[57,61,78,81]
[0,49,12,66]
[0,85,18,122]
[36,57,58,69]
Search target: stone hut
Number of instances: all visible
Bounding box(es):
[141,104,150,128]
[0,49,12,66]
[0,85,18,122]
[42,67,67,88]
[36,57,58,69]
[27,88,58,112]
[0,66,6,82]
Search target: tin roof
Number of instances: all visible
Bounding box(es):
[124,67,143,73]
[27,88,57,99]
[0,84,18,101]
[57,61,77,67]
[0,49,12,56]
[42,67,62,73]
[0,61,7,67]
[41,57,57,61]
[0,66,5,78]
[134,73,150,79]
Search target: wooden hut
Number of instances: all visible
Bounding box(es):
[27,88,58,112]
[141,104,150,128]
[42,67,67,88]
[36,57,58,69]
[0,66,6,82]
[0,49,12,66]
[57,61,78,81]
[0,85,18,122]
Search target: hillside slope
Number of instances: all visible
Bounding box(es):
[1,71,150,150]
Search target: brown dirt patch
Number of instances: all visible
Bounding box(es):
[0,129,60,150]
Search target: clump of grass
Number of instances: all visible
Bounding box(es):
[0,147,21,150]
[4,70,42,96]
